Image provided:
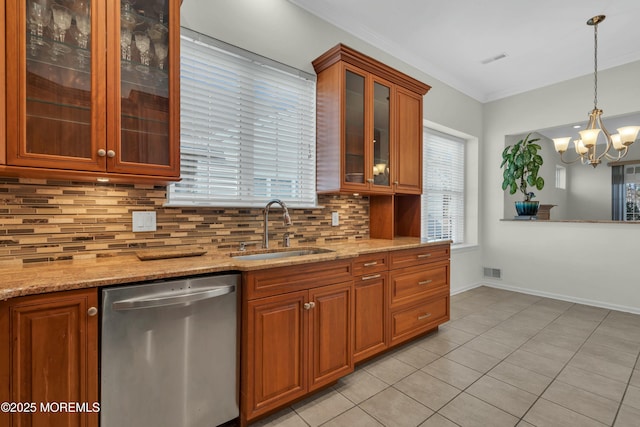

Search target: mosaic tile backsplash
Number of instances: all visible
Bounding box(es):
[0,178,370,265]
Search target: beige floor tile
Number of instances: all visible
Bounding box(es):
[519,340,575,363]
[359,387,433,427]
[250,408,309,427]
[596,322,640,344]
[363,354,416,385]
[291,388,354,427]
[578,341,638,367]
[614,404,640,427]
[532,297,573,312]
[630,369,640,387]
[391,344,440,369]
[526,329,586,352]
[568,352,633,383]
[435,326,478,344]
[556,365,627,402]
[418,413,460,427]
[461,336,515,359]
[524,398,607,427]
[550,315,600,335]
[394,371,460,411]
[466,375,537,417]
[487,361,553,395]
[421,357,483,390]
[587,330,640,355]
[439,392,518,427]
[504,349,566,378]
[446,318,493,336]
[443,346,500,373]
[622,385,640,411]
[334,368,389,405]
[542,381,618,425]
[481,327,530,348]
[414,336,461,356]
[320,406,383,427]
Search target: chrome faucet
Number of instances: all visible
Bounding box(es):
[263,199,292,249]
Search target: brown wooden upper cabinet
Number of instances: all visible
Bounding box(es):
[2,0,180,183]
[313,44,430,195]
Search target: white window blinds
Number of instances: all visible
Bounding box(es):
[167,28,317,207]
[422,128,465,244]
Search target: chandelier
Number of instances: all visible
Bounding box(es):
[552,15,640,168]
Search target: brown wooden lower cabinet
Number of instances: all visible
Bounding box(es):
[353,271,388,362]
[241,260,354,426]
[0,288,99,427]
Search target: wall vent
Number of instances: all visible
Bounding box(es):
[483,267,502,279]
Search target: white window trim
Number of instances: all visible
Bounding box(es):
[423,120,479,248]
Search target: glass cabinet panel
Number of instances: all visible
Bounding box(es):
[372,81,390,187]
[119,0,170,166]
[25,0,94,159]
[344,70,365,184]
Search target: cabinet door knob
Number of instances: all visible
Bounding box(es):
[303,302,316,310]
[107,150,116,158]
[367,178,374,183]
[98,149,106,157]
[88,307,98,316]
[394,181,399,185]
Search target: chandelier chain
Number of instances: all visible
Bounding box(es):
[593,21,598,110]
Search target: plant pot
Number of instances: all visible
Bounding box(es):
[515,201,539,216]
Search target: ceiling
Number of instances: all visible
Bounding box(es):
[289,0,640,103]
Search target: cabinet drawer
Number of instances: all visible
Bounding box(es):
[244,259,353,300]
[352,252,389,275]
[389,245,450,270]
[389,262,449,308]
[390,296,449,344]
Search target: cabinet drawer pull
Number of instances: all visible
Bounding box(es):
[87,307,98,317]
[417,253,432,259]
[417,312,432,321]
[303,302,316,310]
[418,279,433,286]
[363,261,378,267]
[361,274,381,281]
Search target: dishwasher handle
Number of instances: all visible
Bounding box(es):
[112,284,235,311]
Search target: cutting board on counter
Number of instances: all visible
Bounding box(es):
[136,247,207,261]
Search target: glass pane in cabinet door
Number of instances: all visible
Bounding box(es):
[25,0,93,157]
[120,0,170,166]
[344,70,365,184]
[372,82,390,187]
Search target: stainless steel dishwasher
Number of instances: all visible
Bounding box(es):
[101,273,239,427]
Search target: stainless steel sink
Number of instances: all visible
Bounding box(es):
[230,247,334,261]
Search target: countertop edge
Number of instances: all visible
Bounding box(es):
[1,239,450,300]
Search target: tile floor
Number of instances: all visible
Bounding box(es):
[251,286,640,427]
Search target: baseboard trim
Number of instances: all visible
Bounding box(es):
[480,280,640,315]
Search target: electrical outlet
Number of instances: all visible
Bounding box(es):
[331,211,339,226]
[132,211,156,232]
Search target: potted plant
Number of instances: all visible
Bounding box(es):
[501,133,545,216]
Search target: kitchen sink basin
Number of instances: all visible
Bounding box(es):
[230,247,334,261]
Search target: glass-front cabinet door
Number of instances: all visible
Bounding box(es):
[371,79,391,191]
[6,0,107,171]
[108,0,179,177]
[342,65,393,193]
[4,0,179,179]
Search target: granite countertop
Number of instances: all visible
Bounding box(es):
[0,238,449,300]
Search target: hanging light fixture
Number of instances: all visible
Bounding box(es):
[552,15,640,168]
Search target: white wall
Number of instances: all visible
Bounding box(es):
[484,60,640,312]
[180,0,485,293]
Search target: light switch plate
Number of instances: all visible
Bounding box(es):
[132,211,157,232]
[331,211,339,226]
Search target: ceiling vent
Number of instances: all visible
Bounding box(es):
[480,53,507,65]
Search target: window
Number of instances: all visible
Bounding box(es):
[167,28,317,207]
[422,128,465,244]
[555,165,566,189]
